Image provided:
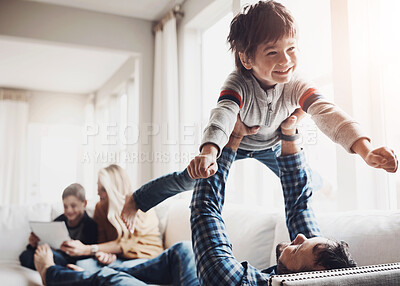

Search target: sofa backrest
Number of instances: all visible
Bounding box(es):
[0,204,52,262]
[164,199,280,270]
[271,210,400,267]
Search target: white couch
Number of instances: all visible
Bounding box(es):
[1,198,400,285]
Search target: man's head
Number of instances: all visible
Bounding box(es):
[227,0,298,87]
[276,234,357,274]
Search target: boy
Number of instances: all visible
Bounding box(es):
[19,183,97,270]
[188,0,397,179]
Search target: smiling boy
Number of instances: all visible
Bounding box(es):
[188,0,397,179]
[19,183,97,270]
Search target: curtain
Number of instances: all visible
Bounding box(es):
[0,90,29,205]
[125,79,140,189]
[82,93,96,200]
[152,17,180,178]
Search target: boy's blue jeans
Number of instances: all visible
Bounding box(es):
[133,145,282,211]
[19,247,75,270]
[45,241,198,286]
[134,144,321,212]
[235,144,282,175]
[235,144,322,189]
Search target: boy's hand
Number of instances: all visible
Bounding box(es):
[121,194,138,234]
[29,232,40,248]
[188,115,261,179]
[60,240,90,257]
[95,251,117,265]
[187,145,218,179]
[364,147,398,173]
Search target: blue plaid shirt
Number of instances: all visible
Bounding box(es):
[190,147,321,286]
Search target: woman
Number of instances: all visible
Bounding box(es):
[61,165,163,271]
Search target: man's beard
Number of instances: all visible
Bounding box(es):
[275,242,289,263]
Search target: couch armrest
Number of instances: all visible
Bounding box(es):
[269,263,400,286]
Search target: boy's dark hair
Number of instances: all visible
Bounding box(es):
[62,183,86,202]
[227,0,297,74]
[277,240,357,274]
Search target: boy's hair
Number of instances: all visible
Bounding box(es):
[277,240,357,274]
[62,183,86,202]
[227,0,297,74]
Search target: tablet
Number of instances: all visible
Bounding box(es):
[29,221,71,249]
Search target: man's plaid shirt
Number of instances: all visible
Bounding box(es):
[190,147,321,286]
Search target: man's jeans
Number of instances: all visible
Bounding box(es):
[45,241,199,286]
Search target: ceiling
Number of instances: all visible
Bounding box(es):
[0,38,131,94]
[27,0,183,21]
[1,0,186,94]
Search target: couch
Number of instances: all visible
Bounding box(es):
[1,198,399,285]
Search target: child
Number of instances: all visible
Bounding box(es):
[188,0,397,179]
[19,183,97,270]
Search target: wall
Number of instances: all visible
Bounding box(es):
[29,91,87,125]
[0,0,155,182]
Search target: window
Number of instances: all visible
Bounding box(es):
[200,0,337,210]
[185,0,400,211]
[27,123,83,204]
[375,0,400,209]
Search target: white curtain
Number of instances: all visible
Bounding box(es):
[152,17,180,177]
[0,92,29,205]
[82,93,96,201]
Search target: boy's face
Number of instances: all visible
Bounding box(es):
[241,36,297,89]
[63,195,86,224]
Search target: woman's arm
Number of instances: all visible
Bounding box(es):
[60,238,122,257]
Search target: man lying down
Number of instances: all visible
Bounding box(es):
[33,111,356,286]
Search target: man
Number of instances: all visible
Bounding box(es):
[189,112,356,285]
[34,112,355,285]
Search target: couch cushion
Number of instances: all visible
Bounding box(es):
[0,262,42,286]
[270,210,400,267]
[0,204,51,263]
[164,199,279,270]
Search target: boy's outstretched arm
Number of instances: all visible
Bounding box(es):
[351,138,398,173]
[187,143,219,179]
[297,89,398,174]
[187,116,260,179]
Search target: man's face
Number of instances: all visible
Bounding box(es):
[242,36,298,89]
[276,234,329,273]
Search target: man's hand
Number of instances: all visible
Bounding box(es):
[60,240,90,257]
[29,232,40,248]
[121,194,138,234]
[225,116,260,151]
[187,144,219,179]
[364,147,398,173]
[95,251,117,265]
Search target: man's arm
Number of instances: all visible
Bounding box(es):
[190,118,268,286]
[121,170,195,232]
[278,113,321,240]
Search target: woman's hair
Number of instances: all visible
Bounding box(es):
[227,0,297,74]
[62,183,86,202]
[98,164,132,239]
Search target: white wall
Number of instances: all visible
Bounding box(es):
[0,0,155,183]
[29,91,87,125]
